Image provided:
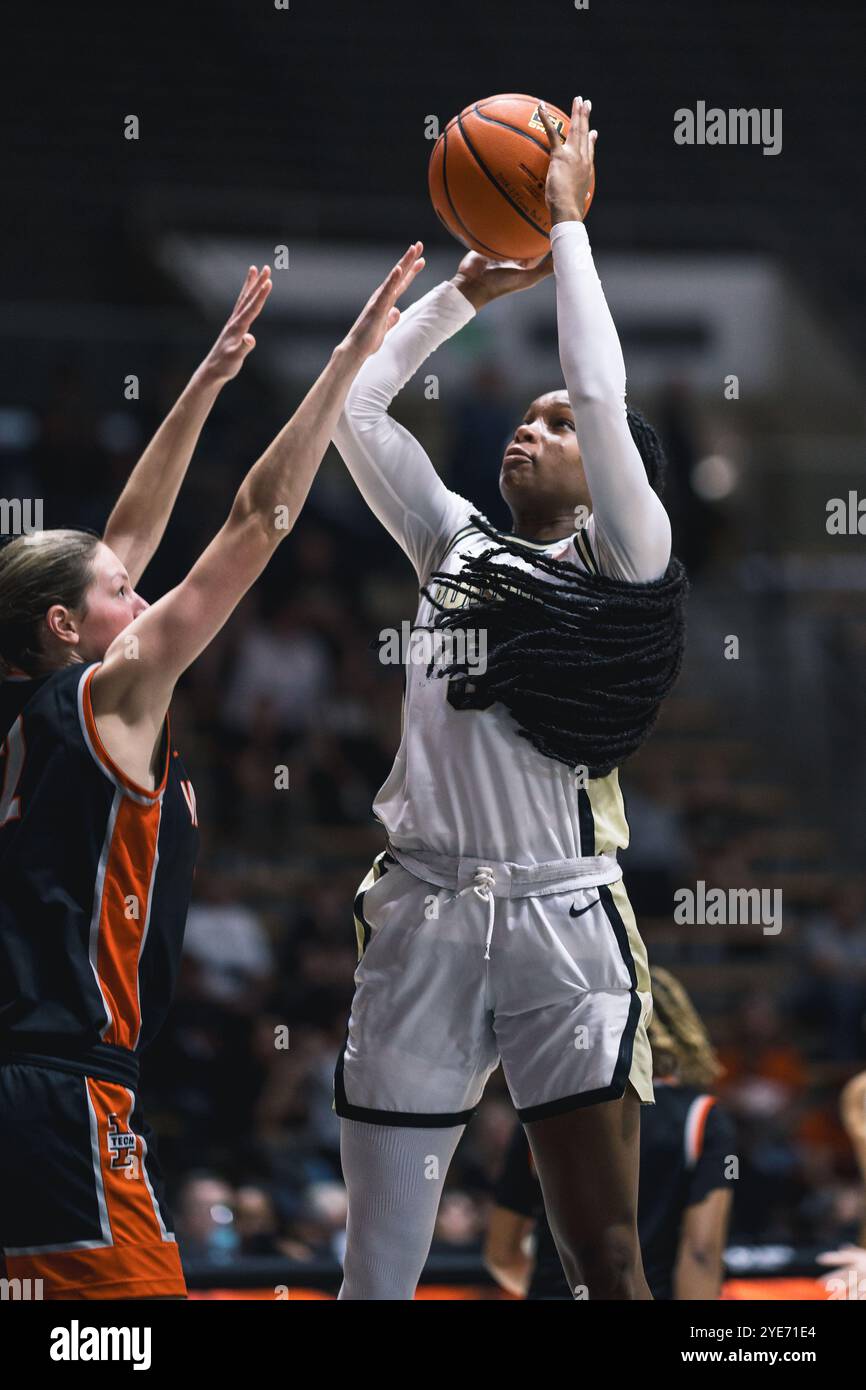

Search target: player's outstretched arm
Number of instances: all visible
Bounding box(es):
[538,97,671,582]
[102,266,273,588]
[334,245,554,581]
[91,245,424,756]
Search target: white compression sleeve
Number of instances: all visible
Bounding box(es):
[332,281,477,582]
[338,1118,465,1300]
[550,220,672,582]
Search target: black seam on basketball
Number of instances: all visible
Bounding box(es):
[440,125,509,259]
[473,105,552,157]
[455,107,548,239]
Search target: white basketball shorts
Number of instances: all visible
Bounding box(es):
[334,848,654,1126]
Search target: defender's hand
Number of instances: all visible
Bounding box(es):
[342,242,426,360]
[201,265,273,384]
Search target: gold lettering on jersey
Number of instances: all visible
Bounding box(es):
[428,576,536,611]
[427,580,482,611]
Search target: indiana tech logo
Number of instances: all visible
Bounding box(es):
[106,1112,138,1174]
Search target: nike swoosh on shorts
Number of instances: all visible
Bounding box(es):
[569,897,600,918]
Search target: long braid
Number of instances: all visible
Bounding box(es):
[420,514,687,777]
[626,405,667,498]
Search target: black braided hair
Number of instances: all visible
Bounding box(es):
[420,515,687,778]
[626,405,668,498]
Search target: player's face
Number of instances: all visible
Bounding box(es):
[74,543,149,660]
[499,391,590,518]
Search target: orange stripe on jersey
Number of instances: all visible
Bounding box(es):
[95,795,161,1048]
[686,1094,717,1166]
[81,664,170,800]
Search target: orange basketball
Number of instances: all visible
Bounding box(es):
[428,94,595,262]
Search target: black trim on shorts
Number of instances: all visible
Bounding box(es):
[333,1030,477,1128]
[518,1075,630,1123]
[519,884,644,1123]
[598,882,638,990]
[517,990,643,1123]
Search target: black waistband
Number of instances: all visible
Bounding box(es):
[0,1039,140,1089]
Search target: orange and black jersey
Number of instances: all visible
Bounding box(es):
[0,663,198,1075]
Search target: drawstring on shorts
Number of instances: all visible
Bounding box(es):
[461,865,496,959]
[389,841,625,964]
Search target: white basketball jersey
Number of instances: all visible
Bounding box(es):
[373,507,630,866]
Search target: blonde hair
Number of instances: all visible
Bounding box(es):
[0,529,100,677]
[649,966,724,1089]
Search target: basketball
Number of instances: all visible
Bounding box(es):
[428,94,595,262]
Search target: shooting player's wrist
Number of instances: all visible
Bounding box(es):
[451,274,492,310]
[547,197,584,225]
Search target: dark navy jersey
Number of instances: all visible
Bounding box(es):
[0,663,199,1057]
[495,1083,735,1300]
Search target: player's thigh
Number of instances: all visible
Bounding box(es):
[524,1082,643,1239]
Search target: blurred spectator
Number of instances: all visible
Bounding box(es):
[182,867,274,1012]
[221,596,333,736]
[175,1173,238,1263]
[799,881,866,1060]
[717,992,808,1115]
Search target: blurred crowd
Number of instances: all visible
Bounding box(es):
[3,353,865,1281]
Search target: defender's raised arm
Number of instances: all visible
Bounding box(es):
[92,243,425,740]
[103,266,273,587]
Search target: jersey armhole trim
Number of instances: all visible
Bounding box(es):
[426,520,478,577]
[574,527,599,574]
[78,664,170,803]
[684,1094,716,1169]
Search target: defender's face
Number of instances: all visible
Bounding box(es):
[499,391,590,518]
[46,542,148,661]
[71,542,149,661]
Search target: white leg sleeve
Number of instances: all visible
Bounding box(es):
[337,1118,465,1300]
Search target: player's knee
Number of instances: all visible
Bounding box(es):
[565,1221,642,1300]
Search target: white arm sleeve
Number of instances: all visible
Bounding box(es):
[550,220,672,582]
[332,280,478,583]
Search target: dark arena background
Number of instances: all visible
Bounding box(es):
[1,0,865,1356]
